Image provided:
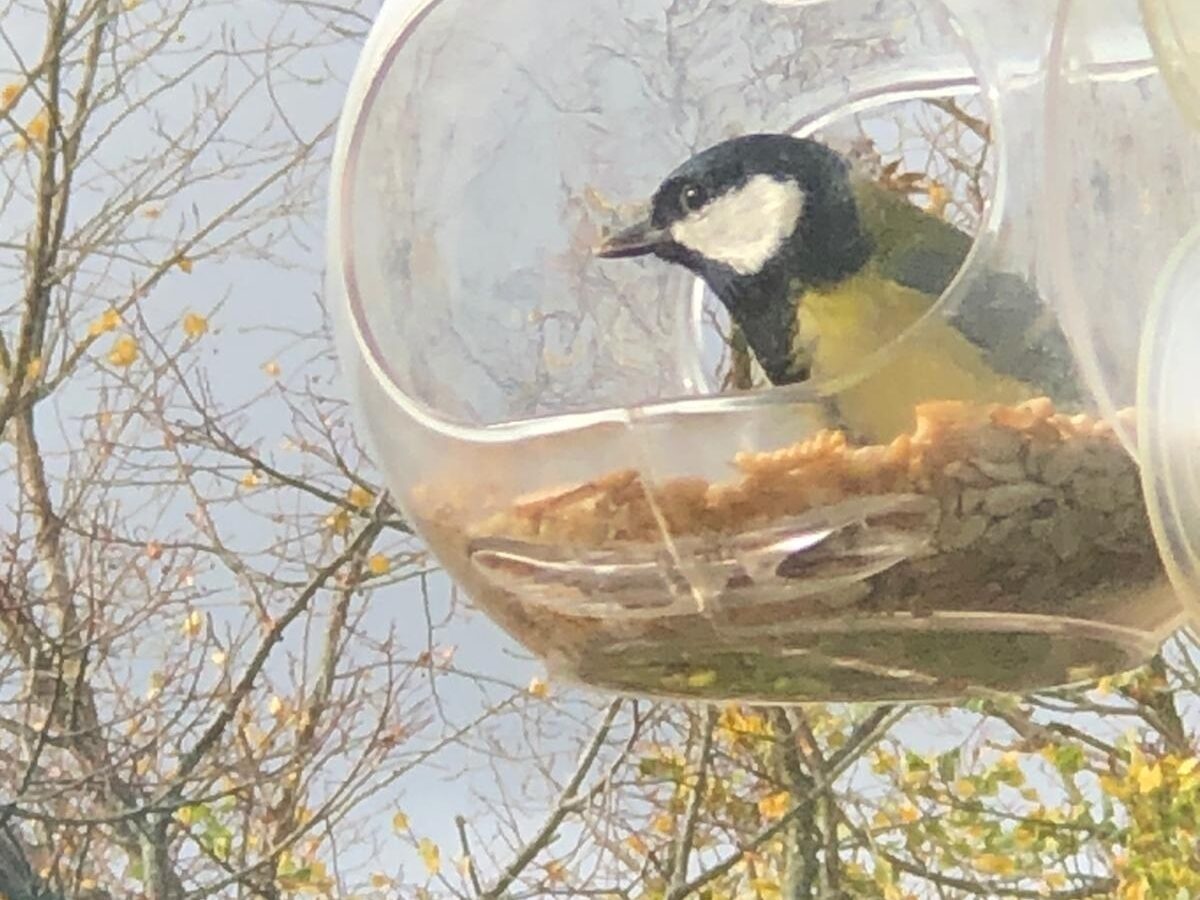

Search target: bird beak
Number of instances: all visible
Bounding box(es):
[594,215,669,259]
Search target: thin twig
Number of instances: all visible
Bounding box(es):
[456,814,485,897]
[667,706,717,893]
[167,517,385,794]
[482,700,624,899]
[665,717,878,900]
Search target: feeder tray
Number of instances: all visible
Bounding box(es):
[329,0,1200,703]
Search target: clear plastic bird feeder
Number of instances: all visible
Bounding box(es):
[329,0,1200,703]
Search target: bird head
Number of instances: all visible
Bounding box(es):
[595,134,873,384]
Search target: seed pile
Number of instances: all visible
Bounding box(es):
[468,400,1156,603]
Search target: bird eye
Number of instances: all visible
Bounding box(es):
[679,183,707,213]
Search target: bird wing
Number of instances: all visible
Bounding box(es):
[850,178,1081,404]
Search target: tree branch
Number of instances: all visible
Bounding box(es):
[481,699,623,899]
[667,706,717,893]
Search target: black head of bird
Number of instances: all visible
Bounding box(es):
[595,134,874,385]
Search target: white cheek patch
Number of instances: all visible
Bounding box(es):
[669,174,805,276]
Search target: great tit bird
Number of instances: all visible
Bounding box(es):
[595,133,1077,442]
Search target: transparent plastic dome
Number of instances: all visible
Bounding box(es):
[328,0,1196,703]
[1044,0,1200,640]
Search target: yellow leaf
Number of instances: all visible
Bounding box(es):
[367,554,391,576]
[624,834,648,855]
[79,878,97,891]
[107,334,138,367]
[757,791,790,821]
[1178,757,1199,777]
[953,778,977,799]
[268,695,286,718]
[1128,742,1145,772]
[25,109,49,145]
[1045,872,1067,889]
[685,669,717,688]
[872,750,898,774]
[1137,762,1163,793]
[392,811,409,832]
[652,813,674,834]
[146,671,165,700]
[177,256,194,274]
[926,180,950,218]
[544,860,567,883]
[175,804,198,826]
[974,853,1015,876]
[182,610,204,638]
[123,0,141,9]
[898,803,920,824]
[324,509,350,535]
[210,649,227,666]
[527,676,550,699]
[263,360,281,377]
[1095,675,1114,696]
[347,484,373,509]
[182,312,208,339]
[418,838,440,876]
[370,873,391,888]
[24,356,41,379]
[89,308,121,337]
[1,82,19,109]
[241,470,261,488]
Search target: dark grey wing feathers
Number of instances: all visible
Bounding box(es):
[877,238,1082,405]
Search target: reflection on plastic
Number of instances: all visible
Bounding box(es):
[1139,222,1200,611]
[1142,0,1200,128]
[469,494,936,621]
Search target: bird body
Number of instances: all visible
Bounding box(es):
[596,133,1076,442]
[794,267,1031,440]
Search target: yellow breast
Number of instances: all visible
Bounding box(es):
[795,271,1032,442]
